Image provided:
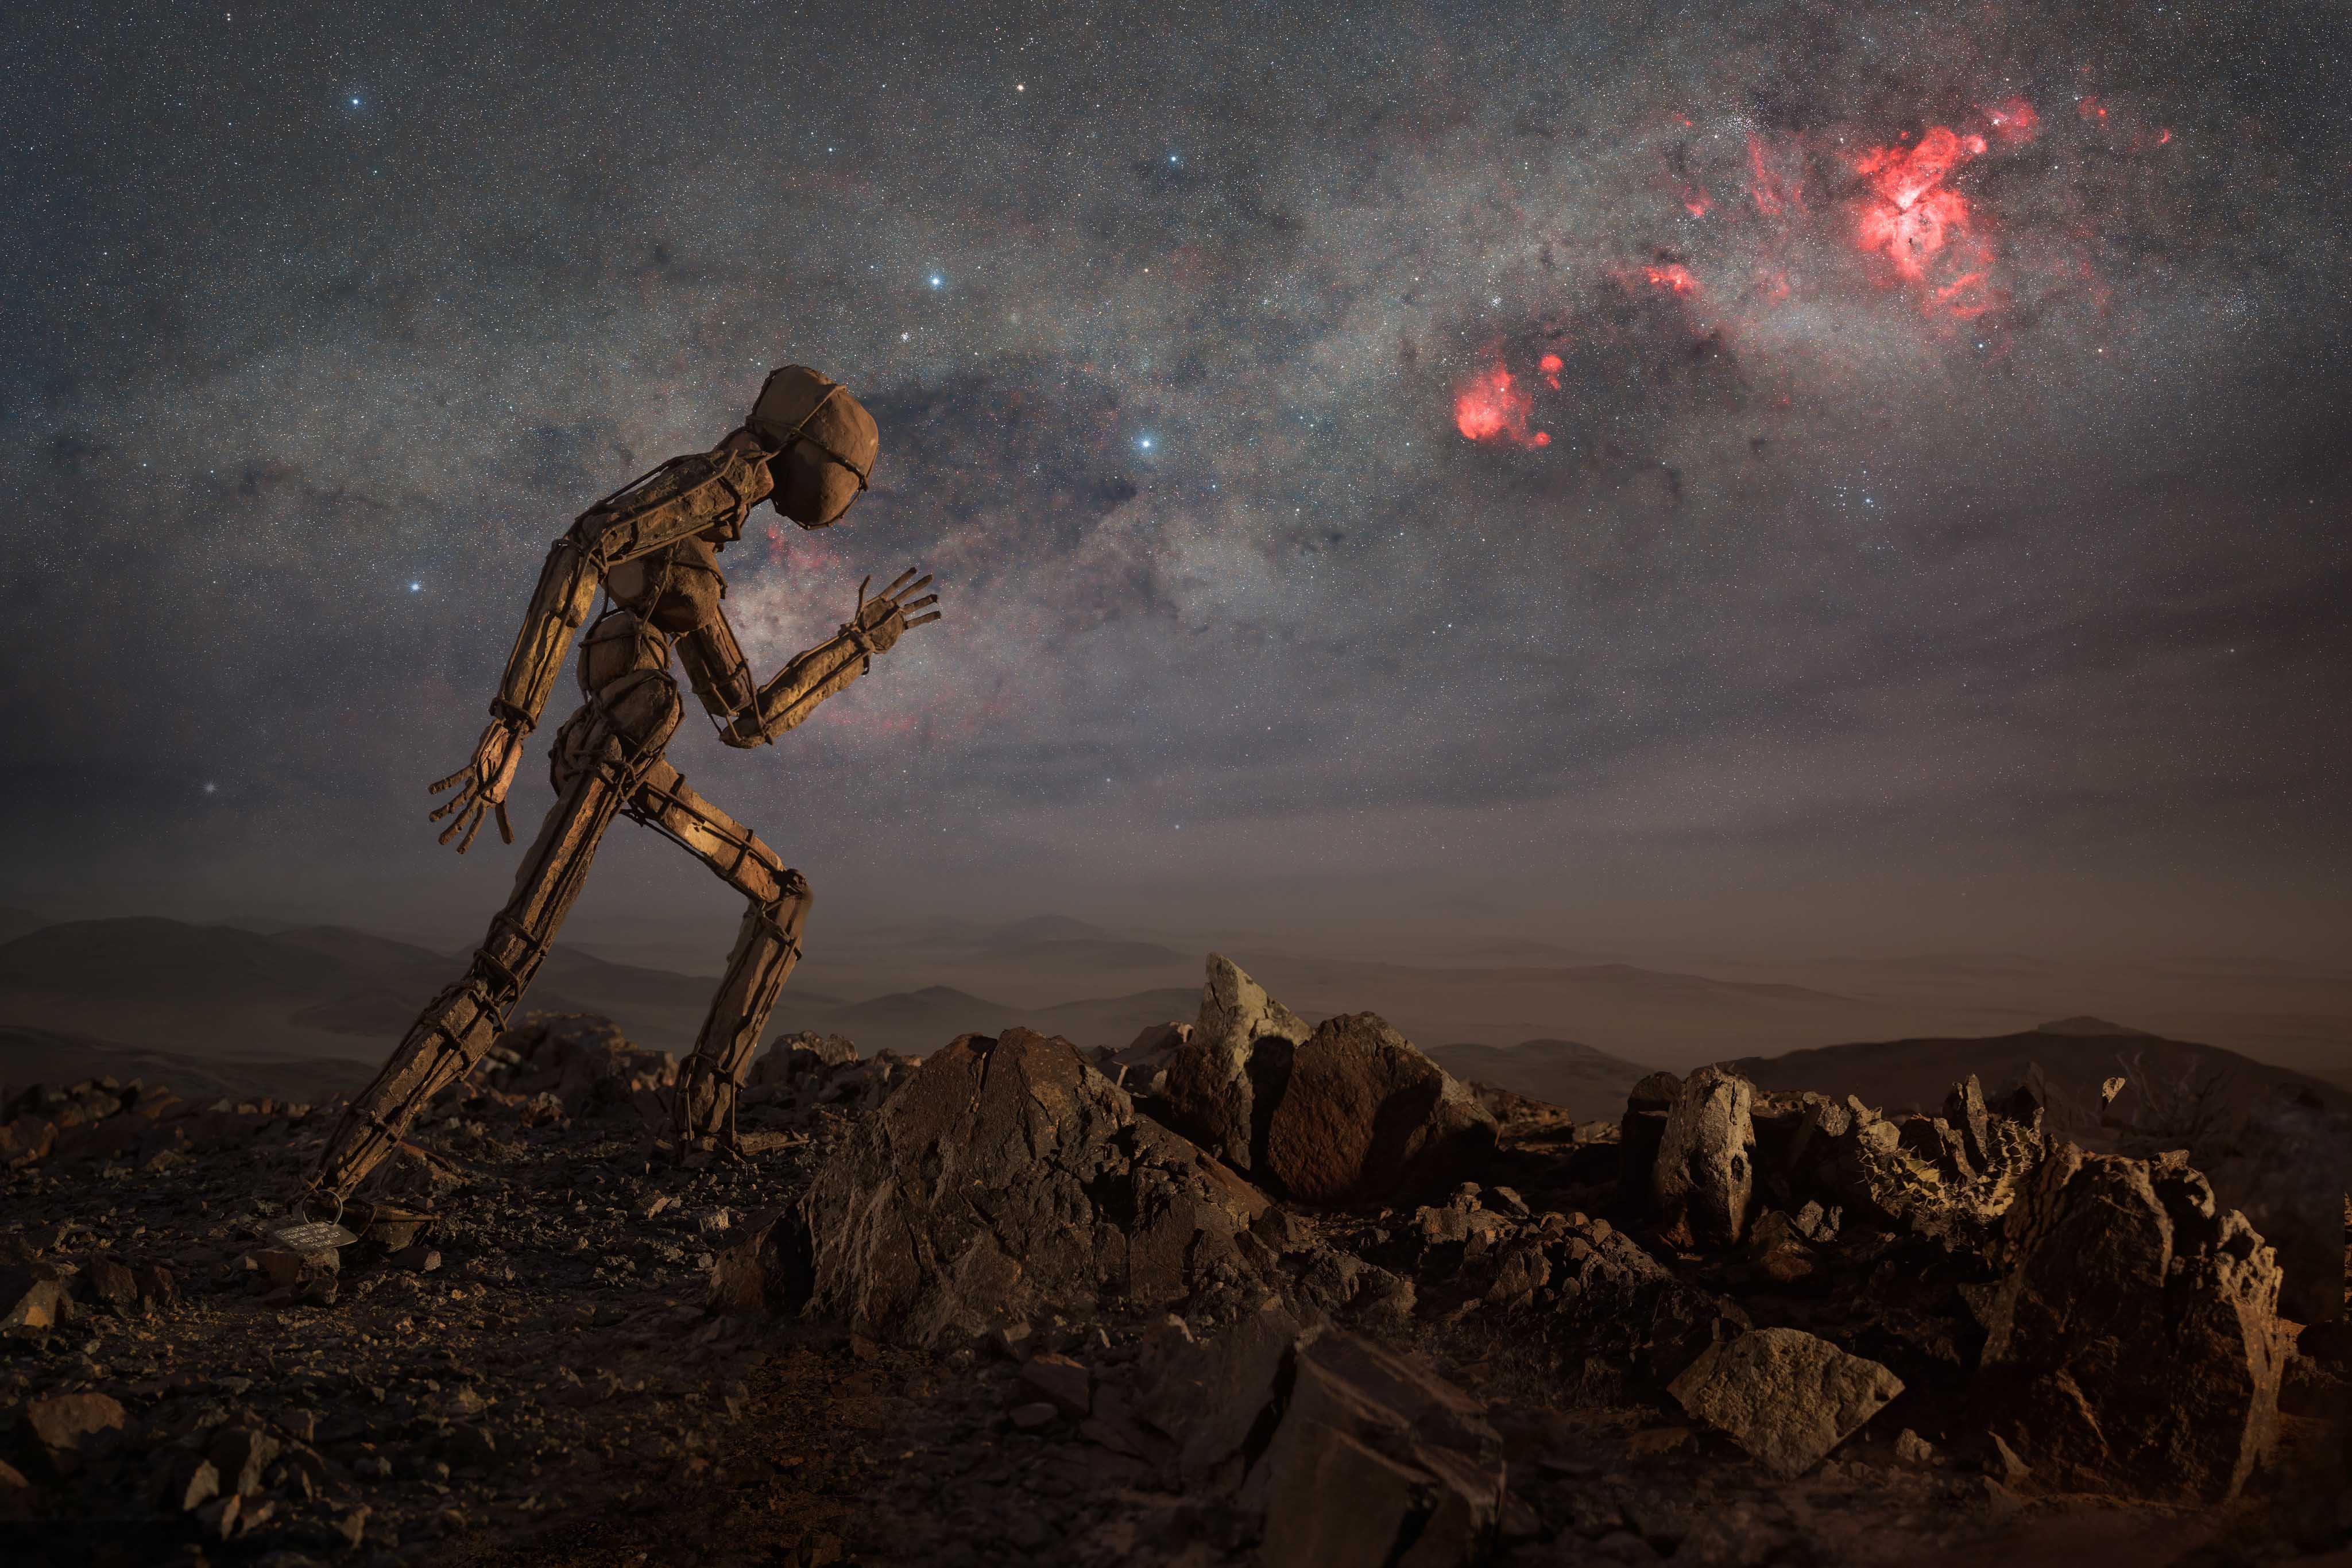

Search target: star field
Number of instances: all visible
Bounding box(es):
[0,1,2346,958]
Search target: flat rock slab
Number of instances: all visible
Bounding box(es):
[1669,1327,1902,1477]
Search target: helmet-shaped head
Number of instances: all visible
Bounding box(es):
[747,365,879,528]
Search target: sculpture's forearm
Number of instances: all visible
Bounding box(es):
[490,539,599,730]
[719,628,875,748]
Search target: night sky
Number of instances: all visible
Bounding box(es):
[3,2,2347,963]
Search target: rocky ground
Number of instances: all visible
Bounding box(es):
[3,966,2347,1567]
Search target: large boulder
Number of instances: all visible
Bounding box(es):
[1162,954,1313,1169]
[803,1029,1271,1346]
[1976,1145,2288,1501]
[1668,1327,1903,1477]
[1163,957,1496,1204]
[1264,1014,1499,1205]
[1652,1065,1756,1246]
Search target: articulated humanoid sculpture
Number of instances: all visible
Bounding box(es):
[302,365,937,1221]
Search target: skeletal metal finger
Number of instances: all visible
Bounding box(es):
[883,567,920,597]
[429,791,470,824]
[495,802,514,845]
[430,768,469,795]
[437,808,474,846]
[904,610,942,628]
[455,808,486,855]
[900,593,938,614]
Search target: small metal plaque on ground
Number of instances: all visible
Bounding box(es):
[269,1219,359,1252]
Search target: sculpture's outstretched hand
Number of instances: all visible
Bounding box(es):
[848,567,942,657]
[428,717,525,854]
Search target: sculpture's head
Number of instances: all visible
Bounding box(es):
[745,365,879,528]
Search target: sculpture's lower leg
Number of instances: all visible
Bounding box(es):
[628,762,810,1153]
[310,675,680,1207]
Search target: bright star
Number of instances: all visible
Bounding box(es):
[350,96,361,107]
[928,274,943,289]
[1138,436,1155,451]
[409,581,421,592]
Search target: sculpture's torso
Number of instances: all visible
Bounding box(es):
[579,535,730,698]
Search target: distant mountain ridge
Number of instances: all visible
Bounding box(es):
[1423,1038,1650,1121]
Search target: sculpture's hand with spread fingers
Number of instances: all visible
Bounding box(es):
[848,567,942,659]
[720,566,942,747]
[427,716,526,853]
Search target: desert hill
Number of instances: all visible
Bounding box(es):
[1730,1017,2351,1137]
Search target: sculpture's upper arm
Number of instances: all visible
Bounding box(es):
[568,447,775,571]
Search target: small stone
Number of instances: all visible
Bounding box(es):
[1894,1428,1937,1466]
[1008,1401,1059,1431]
[389,1245,442,1273]
[0,1269,71,1333]
[1626,1426,1691,1457]
[254,1248,338,1289]
[1016,1353,1092,1419]
[86,1258,140,1310]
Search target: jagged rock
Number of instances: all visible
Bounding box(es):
[803,1029,1270,1346]
[208,1427,280,1497]
[747,1031,859,1086]
[1105,1021,1189,1097]
[1669,1327,1902,1476]
[1944,1075,1993,1170]
[1241,1330,1505,1567]
[1652,1065,1755,1246]
[1137,1300,1301,1484]
[1620,1071,1681,1204]
[1262,1013,1499,1204]
[0,1457,34,1521]
[1976,1144,2288,1501]
[479,1012,679,1116]
[1162,954,1314,1170]
[2191,1088,2352,1325]
[161,1453,221,1512]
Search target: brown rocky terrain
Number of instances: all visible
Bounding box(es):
[3,961,2347,1567]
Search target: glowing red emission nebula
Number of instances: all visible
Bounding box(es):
[1850,115,2022,319]
[1642,263,1699,295]
[1454,363,1549,447]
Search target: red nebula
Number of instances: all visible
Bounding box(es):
[1453,362,1548,448]
[1984,99,2040,144]
[1642,263,1699,295]
[1682,187,1712,218]
[1747,134,1804,216]
[1854,126,1987,284]
[2078,96,2108,121]
[1538,353,1563,389]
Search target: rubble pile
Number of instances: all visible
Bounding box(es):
[3,962,2347,1566]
